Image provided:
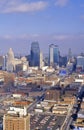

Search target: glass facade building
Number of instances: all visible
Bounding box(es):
[31,42,40,66]
[77,56,84,70]
[49,44,59,66]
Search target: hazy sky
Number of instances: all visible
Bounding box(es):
[0,0,84,55]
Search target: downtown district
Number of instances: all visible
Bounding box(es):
[0,42,84,130]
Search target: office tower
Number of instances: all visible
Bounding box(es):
[3,106,30,130]
[31,42,40,66]
[40,52,44,68]
[7,48,14,61]
[6,48,15,72]
[2,55,7,70]
[76,56,84,72]
[6,48,28,72]
[68,48,72,61]
[59,56,67,67]
[49,44,59,66]
[0,56,4,69]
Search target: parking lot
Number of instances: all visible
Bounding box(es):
[30,114,66,130]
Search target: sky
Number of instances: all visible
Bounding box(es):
[0,0,84,55]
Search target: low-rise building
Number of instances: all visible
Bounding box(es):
[45,88,61,102]
[52,104,70,115]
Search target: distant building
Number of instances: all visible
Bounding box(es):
[20,57,29,71]
[15,64,23,72]
[77,56,84,72]
[3,55,7,71]
[40,52,44,69]
[7,48,14,61]
[30,42,40,67]
[6,48,15,72]
[6,48,29,72]
[59,56,67,67]
[67,61,74,73]
[0,56,4,69]
[49,44,59,66]
[68,48,72,61]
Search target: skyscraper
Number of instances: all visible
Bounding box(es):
[7,48,14,61]
[6,48,15,72]
[40,52,44,68]
[49,44,59,66]
[68,48,72,61]
[77,56,84,71]
[30,42,40,66]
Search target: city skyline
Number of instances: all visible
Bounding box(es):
[0,0,84,55]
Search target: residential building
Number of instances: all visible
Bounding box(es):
[3,106,30,130]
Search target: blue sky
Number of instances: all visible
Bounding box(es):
[0,0,84,55]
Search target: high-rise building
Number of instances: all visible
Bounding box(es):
[30,42,40,66]
[6,48,15,72]
[0,56,4,69]
[3,106,30,130]
[7,48,14,61]
[59,56,67,67]
[6,48,29,72]
[68,48,72,61]
[77,56,84,71]
[2,55,7,71]
[40,52,44,68]
[49,44,59,66]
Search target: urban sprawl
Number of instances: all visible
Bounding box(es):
[0,42,84,130]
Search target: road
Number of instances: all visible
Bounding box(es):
[62,100,78,130]
[27,94,45,113]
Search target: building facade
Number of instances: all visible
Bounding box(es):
[77,56,84,71]
[6,48,15,72]
[40,52,44,68]
[31,42,40,67]
[49,44,59,66]
[3,114,30,130]
[3,106,30,130]
[6,48,29,72]
[45,89,61,102]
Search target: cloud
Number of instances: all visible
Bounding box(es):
[52,34,84,43]
[52,34,76,41]
[1,33,84,41]
[53,34,69,40]
[0,34,40,41]
[0,35,13,40]
[55,0,69,7]
[0,0,48,13]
